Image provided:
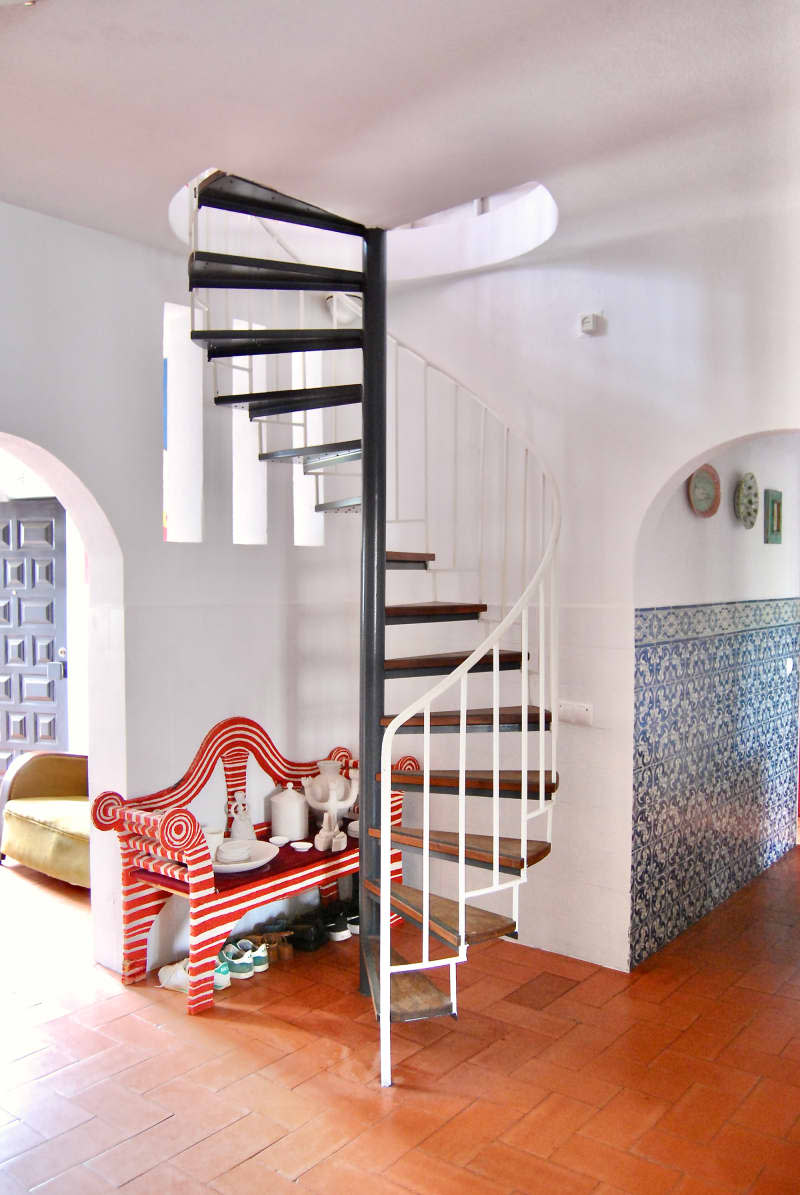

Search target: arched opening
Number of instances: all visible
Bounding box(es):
[631,430,800,966]
[0,433,125,966]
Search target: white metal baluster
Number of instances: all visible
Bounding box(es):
[379,753,392,1086]
[520,605,529,857]
[493,644,500,886]
[452,390,459,572]
[478,407,487,606]
[501,427,510,620]
[550,540,559,795]
[422,703,431,965]
[449,960,458,1015]
[521,451,529,615]
[539,570,546,810]
[459,673,467,945]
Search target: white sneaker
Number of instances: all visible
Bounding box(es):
[235,938,269,972]
[158,958,231,992]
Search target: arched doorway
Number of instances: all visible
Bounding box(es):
[0,433,126,967]
[631,430,800,966]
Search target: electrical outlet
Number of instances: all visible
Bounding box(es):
[558,700,593,726]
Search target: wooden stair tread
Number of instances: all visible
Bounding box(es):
[368,826,551,871]
[381,705,551,731]
[363,938,453,1023]
[364,880,516,947]
[384,649,523,677]
[386,551,435,564]
[386,601,486,616]
[381,769,558,796]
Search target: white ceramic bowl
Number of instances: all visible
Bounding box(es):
[268,835,289,846]
[215,840,250,863]
[290,841,313,852]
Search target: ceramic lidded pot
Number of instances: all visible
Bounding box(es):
[270,781,308,841]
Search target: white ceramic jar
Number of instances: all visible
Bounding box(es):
[270,781,308,841]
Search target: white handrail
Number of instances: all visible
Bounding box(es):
[378,418,561,1086]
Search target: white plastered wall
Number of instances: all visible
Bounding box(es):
[0,199,366,970]
[387,189,800,971]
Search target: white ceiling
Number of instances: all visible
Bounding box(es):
[1,0,799,252]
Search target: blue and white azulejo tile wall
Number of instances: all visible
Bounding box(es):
[631,598,800,967]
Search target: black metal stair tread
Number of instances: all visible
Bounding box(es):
[381,705,551,732]
[197,172,366,237]
[386,601,487,624]
[315,496,361,513]
[189,251,363,292]
[214,384,363,420]
[363,937,454,1024]
[303,443,362,472]
[192,329,362,359]
[384,649,524,678]
[259,439,361,463]
[386,551,436,569]
[380,769,559,797]
[364,880,517,948]
[368,826,551,872]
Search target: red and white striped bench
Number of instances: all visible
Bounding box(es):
[91,716,406,1014]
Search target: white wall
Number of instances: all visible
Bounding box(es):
[637,432,800,608]
[387,187,800,971]
[0,199,366,970]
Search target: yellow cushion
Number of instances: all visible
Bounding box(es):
[2,797,90,888]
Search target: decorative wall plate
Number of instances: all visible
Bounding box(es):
[687,464,721,517]
[734,472,759,529]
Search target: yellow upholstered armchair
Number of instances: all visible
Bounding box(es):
[0,752,90,888]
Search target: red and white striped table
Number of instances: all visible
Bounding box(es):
[92,717,408,1014]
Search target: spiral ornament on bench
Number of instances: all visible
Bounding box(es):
[159,807,204,853]
[91,791,124,831]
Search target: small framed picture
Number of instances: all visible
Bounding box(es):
[764,489,782,544]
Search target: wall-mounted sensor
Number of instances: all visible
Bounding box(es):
[579,313,604,335]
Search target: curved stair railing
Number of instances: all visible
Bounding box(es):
[185,171,562,1090]
[375,403,561,1085]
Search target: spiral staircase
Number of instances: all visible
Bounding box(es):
[188,172,561,1086]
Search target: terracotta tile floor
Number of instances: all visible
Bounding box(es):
[2,850,800,1193]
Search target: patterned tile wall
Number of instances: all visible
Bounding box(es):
[631,598,800,967]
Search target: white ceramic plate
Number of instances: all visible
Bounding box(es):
[268,836,289,846]
[213,841,280,874]
[290,841,313,852]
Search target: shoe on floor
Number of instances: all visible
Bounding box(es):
[159,958,231,992]
[158,959,189,993]
[323,911,351,942]
[235,938,269,972]
[219,943,254,980]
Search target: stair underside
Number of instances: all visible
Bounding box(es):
[383,769,558,797]
[304,443,362,472]
[192,329,362,359]
[215,384,362,419]
[189,250,363,292]
[197,172,366,237]
[385,551,435,570]
[384,648,524,678]
[381,705,551,733]
[315,495,361,513]
[386,601,487,625]
[365,880,517,948]
[364,938,453,1023]
[369,826,551,873]
[259,439,360,463]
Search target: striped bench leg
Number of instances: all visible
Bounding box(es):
[121,877,170,985]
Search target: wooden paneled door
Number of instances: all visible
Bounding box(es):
[0,497,67,775]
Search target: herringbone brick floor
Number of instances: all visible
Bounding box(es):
[2,849,800,1194]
